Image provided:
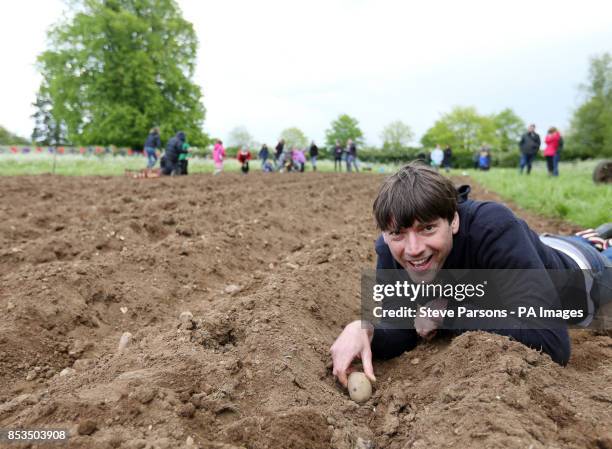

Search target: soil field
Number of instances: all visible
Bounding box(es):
[0,173,610,449]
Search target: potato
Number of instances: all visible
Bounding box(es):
[347,372,372,403]
[117,332,133,352]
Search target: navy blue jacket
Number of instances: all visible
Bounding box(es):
[165,132,186,162]
[371,186,575,365]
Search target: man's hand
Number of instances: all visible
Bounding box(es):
[330,320,376,388]
[415,298,448,340]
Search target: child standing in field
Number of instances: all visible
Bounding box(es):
[237,146,252,174]
[213,140,226,175]
[259,144,269,169]
[177,142,190,175]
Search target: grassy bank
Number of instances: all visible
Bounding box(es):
[0,153,396,176]
[464,160,611,228]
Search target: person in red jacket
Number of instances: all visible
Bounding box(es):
[237,146,252,174]
[543,127,561,176]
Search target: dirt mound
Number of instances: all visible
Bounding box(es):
[0,173,610,449]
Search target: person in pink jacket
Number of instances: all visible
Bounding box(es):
[544,127,561,176]
[213,140,226,175]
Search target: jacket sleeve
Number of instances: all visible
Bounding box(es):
[371,323,419,360]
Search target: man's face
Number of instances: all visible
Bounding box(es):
[528,125,535,133]
[383,213,459,283]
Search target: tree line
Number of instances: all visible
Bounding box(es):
[4,0,608,166]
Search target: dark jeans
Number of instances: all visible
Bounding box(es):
[334,157,342,172]
[553,152,561,176]
[161,156,178,176]
[545,156,555,175]
[241,161,249,174]
[519,153,535,174]
[145,146,157,168]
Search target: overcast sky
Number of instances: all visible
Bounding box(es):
[1,0,611,146]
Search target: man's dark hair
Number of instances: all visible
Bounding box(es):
[373,161,458,233]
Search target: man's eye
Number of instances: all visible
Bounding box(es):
[423,225,436,232]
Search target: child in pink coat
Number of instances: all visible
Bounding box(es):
[213,140,226,175]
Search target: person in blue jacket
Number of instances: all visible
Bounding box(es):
[330,162,611,387]
[144,127,161,169]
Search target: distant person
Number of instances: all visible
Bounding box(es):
[213,140,226,175]
[259,144,269,169]
[346,139,359,172]
[442,145,453,173]
[430,144,444,170]
[161,131,187,176]
[334,140,344,172]
[544,127,561,177]
[177,142,190,175]
[309,141,319,171]
[292,148,306,172]
[518,124,541,175]
[144,127,161,169]
[275,139,285,171]
[478,145,491,171]
[262,160,274,173]
[237,146,252,174]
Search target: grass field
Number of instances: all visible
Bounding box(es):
[1,153,610,228]
[0,153,392,176]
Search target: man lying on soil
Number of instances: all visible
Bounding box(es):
[330,162,611,387]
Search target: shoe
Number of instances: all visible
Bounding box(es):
[595,223,612,240]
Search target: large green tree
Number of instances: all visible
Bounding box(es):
[279,127,308,149]
[421,106,497,153]
[492,108,525,152]
[325,114,364,147]
[567,53,612,158]
[380,120,414,150]
[34,0,207,148]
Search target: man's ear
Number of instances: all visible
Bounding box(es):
[382,232,389,245]
[451,212,460,234]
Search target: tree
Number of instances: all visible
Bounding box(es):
[567,53,612,158]
[279,127,308,149]
[325,114,364,147]
[31,91,68,146]
[227,126,254,148]
[492,108,525,152]
[421,106,497,153]
[0,125,29,145]
[34,0,207,148]
[380,120,414,150]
